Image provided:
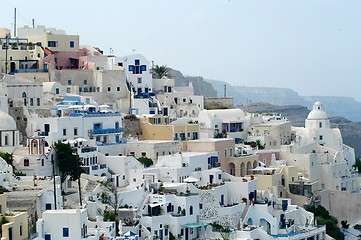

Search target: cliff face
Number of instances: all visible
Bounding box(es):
[169,69,217,97]
[206,79,361,122]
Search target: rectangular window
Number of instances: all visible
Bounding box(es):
[137,77,142,83]
[63,129,67,136]
[30,98,34,106]
[48,41,57,47]
[84,80,87,85]
[79,87,82,92]
[68,80,72,85]
[135,59,140,65]
[37,98,40,106]
[70,41,74,48]
[20,224,23,236]
[319,135,323,140]
[117,86,120,91]
[74,128,78,136]
[45,203,51,210]
[108,87,111,92]
[63,227,69,237]
[45,234,51,240]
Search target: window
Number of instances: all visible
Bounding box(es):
[70,41,74,48]
[319,122,322,128]
[45,234,51,240]
[218,174,222,180]
[67,88,71,93]
[48,41,57,47]
[199,203,203,209]
[67,80,72,85]
[79,87,82,92]
[189,206,193,215]
[84,80,87,85]
[135,59,140,65]
[42,159,44,166]
[37,98,40,106]
[108,87,111,92]
[63,128,67,136]
[319,135,323,141]
[55,88,59,94]
[63,227,69,237]
[24,159,29,167]
[30,98,34,106]
[74,128,78,136]
[225,149,228,158]
[137,77,142,83]
[117,86,120,91]
[83,87,88,92]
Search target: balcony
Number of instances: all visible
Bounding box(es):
[14,69,48,73]
[92,127,124,135]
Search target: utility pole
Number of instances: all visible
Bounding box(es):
[51,155,57,209]
[14,8,17,37]
[5,33,9,74]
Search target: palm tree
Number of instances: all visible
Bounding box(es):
[151,64,171,79]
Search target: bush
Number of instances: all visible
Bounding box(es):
[103,210,115,221]
[137,157,153,167]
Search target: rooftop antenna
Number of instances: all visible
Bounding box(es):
[32,18,35,28]
[13,8,17,37]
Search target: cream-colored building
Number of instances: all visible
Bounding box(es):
[139,115,199,141]
[248,120,292,149]
[0,194,28,240]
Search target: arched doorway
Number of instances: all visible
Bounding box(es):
[246,162,252,175]
[229,163,235,176]
[240,163,245,177]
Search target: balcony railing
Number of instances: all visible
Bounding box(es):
[92,127,124,135]
[14,69,48,73]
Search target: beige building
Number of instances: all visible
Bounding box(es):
[0,194,28,240]
[139,115,199,141]
[183,138,235,169]
[226,155,258,177]
[248,121,291,149]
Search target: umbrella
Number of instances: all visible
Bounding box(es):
[123,231,136,237]
[183,176,199,183]
[63,139,76,144]
[98,104,110,108]
[75,137,87,143]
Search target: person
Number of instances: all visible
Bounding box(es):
[99,233,105,240]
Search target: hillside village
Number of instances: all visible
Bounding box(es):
[0,25,360,240]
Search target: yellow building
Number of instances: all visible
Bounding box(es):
[139,115,199,141]
[0,194,28,240]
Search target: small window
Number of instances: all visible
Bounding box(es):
[135,59,140,65]
[319,135,323,141]
[70,41,74,48]
[117,86,120,91]
[30,98,34,106]
[218,174,222,180]
[63,129,67,136]
[45,234,51,240]
[37,98,41,106]
[24,159,29,167]
[319,122,322,128]
[67,80,72,85]
[79,87,82,92]
[84,80,87,85]
[63,227,69,237]
[74,128,78,136]
[108,87,111,92]
[137,77,142,83]
[20,224,23,236]
[199,203,203,209]
[67,88,71,93]
[55,88,59,94]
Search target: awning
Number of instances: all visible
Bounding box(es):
[148,202,167,208]
[183,222,207,228]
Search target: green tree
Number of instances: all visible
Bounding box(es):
[54,142,83,205]
[98,181,120,236]
[0,152,13,167]
[151,65,171,79]
[137,157,153,167]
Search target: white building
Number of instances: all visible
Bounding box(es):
[198,109,247,140]
[36,208,116,240]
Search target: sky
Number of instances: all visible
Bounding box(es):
[2,1,361,100]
